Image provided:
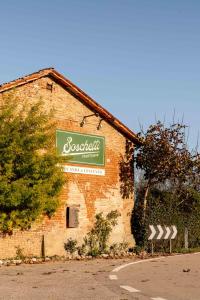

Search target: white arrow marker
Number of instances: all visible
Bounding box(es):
[164,226,170,239]
[109,275,118,280]
[157,225,164,240]
[171,225,177,239]
[148,225,156,240]
[151,298,167,300]
[120,286,140,293]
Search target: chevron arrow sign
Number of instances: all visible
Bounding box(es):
[170,225,178,239]
[148,225,177,240]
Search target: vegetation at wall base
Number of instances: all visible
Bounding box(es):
[64,210,121,257]
[64,238,78,254]
[0,94,65,234]
[84,210,121,256]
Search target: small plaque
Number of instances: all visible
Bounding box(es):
[67,207,79,228]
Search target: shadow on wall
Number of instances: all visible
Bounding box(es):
[119,139,134,199]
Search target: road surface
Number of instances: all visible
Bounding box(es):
[0,253,199,299]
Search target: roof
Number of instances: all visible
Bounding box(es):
[0,68,141,145]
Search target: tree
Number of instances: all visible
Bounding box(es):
[0,94,65,234]
[133,121,200,247]
[135,121,193,217]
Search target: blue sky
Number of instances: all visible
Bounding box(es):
[0,0,199,149]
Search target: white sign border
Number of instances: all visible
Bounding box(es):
[63,165,105,176]
[56,129,105,166]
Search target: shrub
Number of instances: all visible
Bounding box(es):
[84,210,120,256]
[77,244,87,256]
[15,246,25,260]
[64,210,120,257]
[64,238,77,254]
[110,242,129,255]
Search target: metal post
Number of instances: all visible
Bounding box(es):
[184,227,189,250]
[169,239,172,254]
[41,234,45,258]
[151,241,154,256]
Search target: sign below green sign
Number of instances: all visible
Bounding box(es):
[56,130,105,166]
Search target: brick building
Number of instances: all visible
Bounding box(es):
[0,69,141,258]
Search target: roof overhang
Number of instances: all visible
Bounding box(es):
[0,68,142,145]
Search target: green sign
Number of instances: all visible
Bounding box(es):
[56,130,105,166]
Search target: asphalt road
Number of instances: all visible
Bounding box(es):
[0,253,199,300]
[108,253,200,300]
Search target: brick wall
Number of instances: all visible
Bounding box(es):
[0,77,135,258]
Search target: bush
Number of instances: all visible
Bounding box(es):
[64,210,121,257]
[15,246,25,260]
[77,244,87,256]
[110,242,129,255]
[64,238,77,254]
[84,210,120,256]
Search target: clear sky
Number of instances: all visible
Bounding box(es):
[0,0,199,149]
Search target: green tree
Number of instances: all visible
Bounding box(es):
[0,94,65,233]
